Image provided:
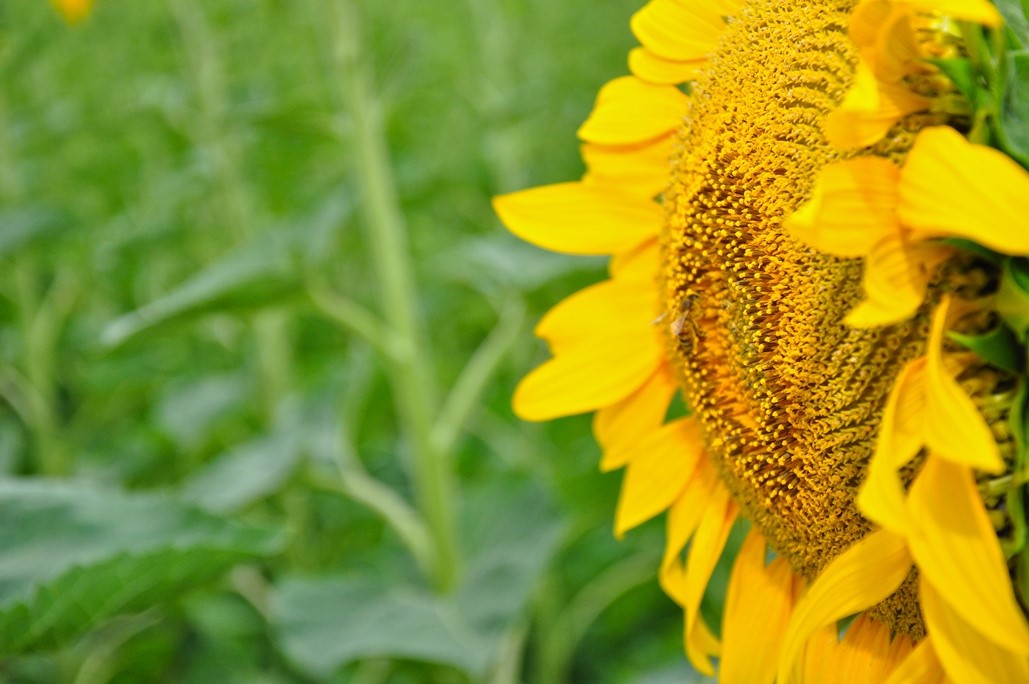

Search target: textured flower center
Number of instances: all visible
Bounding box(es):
[661,0,931,635]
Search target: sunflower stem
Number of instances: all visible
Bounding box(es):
[329,0,459,593]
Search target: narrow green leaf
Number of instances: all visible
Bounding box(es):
[947,324,1022,374]
[998,50,1029,165]
[101,230,305,349]
[996,0,1029,47]
[0,480,283,653]
[929,57,979,102]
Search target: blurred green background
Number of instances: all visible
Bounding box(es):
[0,1,713,681]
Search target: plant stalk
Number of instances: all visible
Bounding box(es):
[330,0,459,592]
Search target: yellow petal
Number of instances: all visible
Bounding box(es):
[900,126,1029,254]
[825,77,931,150]
[845,231,928,327]
[720,531,796,684]
[577,76,688,146]
[629,0,732,63]
[833,615,903,682]
[595,364,678,471]
[493,182,660,255]
[907,457,1029,654]
[884,637,947,684]
[608,238,660,282]
[628,47,705,85]
[514,336,662,421]
[534,279,659,356]
[778,529,913,684]
[850,0,894,57]
[857,358,926,534]
[786,156,899,258]
[661,459,721,605]
[923,296,1003,472]
[614,418,704,536]
[870,9,924,84]
[800,626,840,684]
[895,0,1003,26]
[920,577,1029,684]
[582,137,674,199]
[683,487,737,675]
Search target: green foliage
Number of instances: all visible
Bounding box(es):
[0,0,711,682]
[0,480,282,653]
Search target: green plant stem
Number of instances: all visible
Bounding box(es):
[330,0,458,592]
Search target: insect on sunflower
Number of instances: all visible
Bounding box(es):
[495,0,1029,680]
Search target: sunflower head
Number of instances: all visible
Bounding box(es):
[497,0,1029,678]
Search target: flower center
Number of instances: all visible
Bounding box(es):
[661,0,931,636]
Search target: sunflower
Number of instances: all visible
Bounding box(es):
[495,0,1029,681]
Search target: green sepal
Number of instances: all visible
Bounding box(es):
[938,237,1002,264]
[1008,380,1029,578]
[929,57,980,102]
[997,257,1029,342]
[948,324,1022,374]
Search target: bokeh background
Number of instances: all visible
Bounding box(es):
[0,1,725,681]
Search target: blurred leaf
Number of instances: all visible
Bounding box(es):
[0,207,69,257]
[0,479,283,653]
[155,373,252,452]
[271,477,563,678]
[948,324,1022,374]
[455,476,563,636]
[929,57,978,102]
[1000,50,1029,165]
[181,431,304,514]
[996,0,1029,47]
[101,230,306,349]
[271,576,488,678]
[434,233,604,294]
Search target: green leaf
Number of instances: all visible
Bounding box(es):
[997,258,1029,341]
[0,207,69,258]
[0,479,282,653]
[181,432,304,514]
[998,50,1029,165]
[947,324,1022,374]
[929,57,979,102]
[271,576,488,677]
[100,230,306,349]
[996,0,1029,47]
[270,478,564,678]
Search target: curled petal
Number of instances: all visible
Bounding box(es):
[778,530,913,684]
[924,296,1003,472]
[900,127,1029,255]
[787,156,900,259]
[907,457,1029,654]
[920,577,1029,683]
